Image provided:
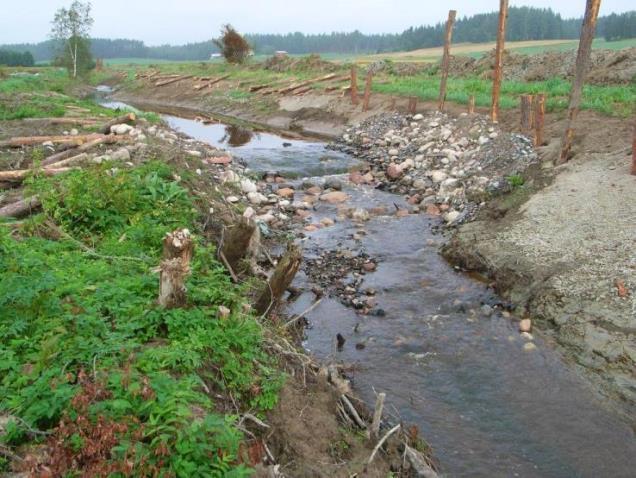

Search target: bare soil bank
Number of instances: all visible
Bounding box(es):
[113,79,636,419]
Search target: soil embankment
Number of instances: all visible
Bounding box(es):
[113,74,636,419]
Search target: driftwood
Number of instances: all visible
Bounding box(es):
[220,218,259,275]
[284,298,322,328]
[154,75,193,87]
[255,243,302,315]
[41,136,121,166]
[367,424,401,466]
[0,167,75,183]
[158,229,194,308]
[0,134,106,148]
[100,112,136,135]
[340,395,366,429]
[0,196,41,218]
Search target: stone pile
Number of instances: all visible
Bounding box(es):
[332,111,538,225]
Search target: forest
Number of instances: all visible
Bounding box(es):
[1,7,634,62]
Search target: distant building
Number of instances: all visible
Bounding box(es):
[275,51,288,57]
[210,53,222,60]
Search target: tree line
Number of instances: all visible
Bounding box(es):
[2,7,634,62]
[0,49,35,66]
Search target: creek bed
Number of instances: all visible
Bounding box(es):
[101,96,636,478]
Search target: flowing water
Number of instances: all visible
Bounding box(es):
[101,96,636,477]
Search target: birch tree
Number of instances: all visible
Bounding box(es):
[50,1,94,78]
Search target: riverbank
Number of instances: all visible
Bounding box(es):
[111,67,636,422]
[0,74,434,476]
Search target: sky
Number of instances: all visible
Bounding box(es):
[1,0,633,45]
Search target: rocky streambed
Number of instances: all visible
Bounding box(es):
[98,96,636,477]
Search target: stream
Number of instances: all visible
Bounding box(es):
[101,95,636,478]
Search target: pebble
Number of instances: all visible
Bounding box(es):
[519,318,532,332]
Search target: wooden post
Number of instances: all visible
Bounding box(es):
[159,229,194,309]
[559,0,602,164]
[468,95,475,114]
[362,72,373,112]
[533,94,546,147]
[350,65,359,105]
[491,0,509,123]
[438,10,457,111]
[370,392,386,441]
[389,97,396,110]
[408,96,417,115]
[632,119,636,176]
[520,94,534,136]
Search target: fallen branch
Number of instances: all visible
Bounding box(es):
[0,196,41,218]
[99,112,136,135]
[0,167,75,183]
[284,298,322,328]
[367,424,401,466]
[255,243,302,315]
[340,395,367,429]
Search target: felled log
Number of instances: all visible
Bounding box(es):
[21,118,99,126]
[0,167,75,183]
[0,134,106,148]
[220,218,259,275]
[278,73,338,94]
[41,136,120,166]
[154,75,193,87]
[293,86,313,95]
[158,229,194,308]
[44,153,88,169]
[99,112,136,135]
[0,196,41,218]
[255,243,302,315]
[404,445,439,478]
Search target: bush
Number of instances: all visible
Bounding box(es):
[214,25,251,64]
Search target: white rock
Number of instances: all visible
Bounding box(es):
[243,206,255,218]
[413,113,424,121]
[444,210,461,223]
[186,150,202,157]
[352,208,370,222]
[221,170,239,183]
[70,128,79,136]
[240,179,258,194]
[478,136,490,145]
[247,192,267,205]
[111,148,131,162]
[111,124,134,135]
[523,342,537,352]
[388,148,399,156]
[42,141,54,147]
[226,196,240,203]
[256,213,276,224]
[429,170,448,183]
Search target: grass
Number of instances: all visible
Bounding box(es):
[373,74,636,116]
[0,160,282,475]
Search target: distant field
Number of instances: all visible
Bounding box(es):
[355,37,636,63]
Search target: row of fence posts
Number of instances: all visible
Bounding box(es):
[347,0,633,174]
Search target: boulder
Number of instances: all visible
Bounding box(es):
[320,191,349,204]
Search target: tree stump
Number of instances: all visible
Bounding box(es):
[221,217,260,275]
[158,229,194,309]
[255,243,302,315]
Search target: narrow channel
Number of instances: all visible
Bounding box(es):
[101,94,636,478]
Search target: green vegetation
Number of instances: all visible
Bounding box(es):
[373,75,636,117]
[0,160,281,475]
[0,50,35,67]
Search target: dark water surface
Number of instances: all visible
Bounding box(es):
[100,97,636,477]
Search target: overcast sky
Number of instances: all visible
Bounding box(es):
[1,0,633,45]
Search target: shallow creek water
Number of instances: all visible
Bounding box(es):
[101,96,636,477]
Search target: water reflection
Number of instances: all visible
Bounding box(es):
[220,124,254,147]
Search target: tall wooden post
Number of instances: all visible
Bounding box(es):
[408,96,418,115]
[438,10,457,111]
[350,65,359,105]
[362,71,373,112]
[468,95,475,114]
[491,0,508,123]
[520,95,534,136]
[559,0,602,164]
[533,94,546,147]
